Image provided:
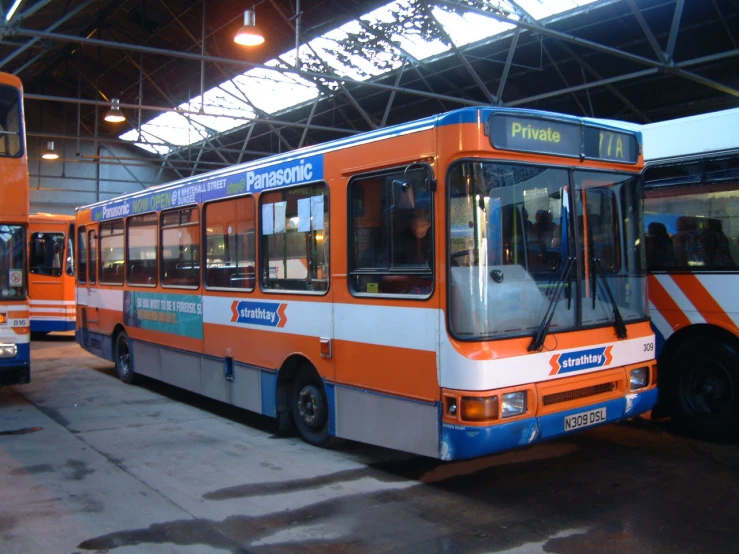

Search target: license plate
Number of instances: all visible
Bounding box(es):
[564,407,607,432]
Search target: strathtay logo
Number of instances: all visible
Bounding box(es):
[230,300,287,328]
[549,346,613,375]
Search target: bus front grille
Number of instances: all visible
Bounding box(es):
[542,382,617,406]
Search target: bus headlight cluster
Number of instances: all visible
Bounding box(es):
[0,343,18,358]
[501,392,527,418]
[629,367,649,390]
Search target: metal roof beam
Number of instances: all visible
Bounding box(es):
[552,41,651,122]
[625,0,667,63]
[0,0,96,70]
[300,96,320,148]
[6,28,486,107]
[666,0,685,61]
[24,92,359,135]
[435,0,665,71]
[381,61,406,128]
[506,68,659,108]
[420,0,498,105]
[673,69,739,98]
[495,28,521,105]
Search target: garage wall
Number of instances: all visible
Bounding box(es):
[27,112,181,215]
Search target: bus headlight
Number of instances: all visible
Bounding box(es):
[502,391,527,418]
[630,367,649,390]
[0,343,18,358]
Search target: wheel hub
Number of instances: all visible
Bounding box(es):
[686,363,733,418]
[298,386,319,427]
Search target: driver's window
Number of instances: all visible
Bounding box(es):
[348,166,434,296]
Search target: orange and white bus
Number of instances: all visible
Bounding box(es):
[0,73,30,386]
[28,213,76,334]
[76,107,657,459]
[642,107,739,441]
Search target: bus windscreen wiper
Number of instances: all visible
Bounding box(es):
[528,256,575,352]
[591,257,627,339]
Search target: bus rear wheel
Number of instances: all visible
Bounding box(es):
[291,367,331,446]
[115,332,136,384]
[670,337,739,442]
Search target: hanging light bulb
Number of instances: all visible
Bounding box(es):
[234,9,265,46]
[42,141,59,160]
[104,98,126,123]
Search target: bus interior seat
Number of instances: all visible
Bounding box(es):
[674,215,705,265]
[646,221,676,268]
[701,219,735,267]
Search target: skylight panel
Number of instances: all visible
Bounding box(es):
[121,0,602,156]
[306,20,399,82]
[512,0,597,20]
[119,128,173,155]
[363,0,448,61]
[182,91,253,133]
[142,112,209,146]
[231,65,319,115]
[430,5,517,47]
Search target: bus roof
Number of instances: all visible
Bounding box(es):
[639,107,739,162]
[78,106,641,218]
[29,212,74,224]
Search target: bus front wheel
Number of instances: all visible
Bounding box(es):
[115,332,136,384]
[291,367,331,446]
[670,337,739,442]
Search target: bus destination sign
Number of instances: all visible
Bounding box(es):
[489,114,638,164]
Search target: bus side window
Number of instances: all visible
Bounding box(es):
[99,220,124,285]
[260,183,328,293]
[66,222,75,276]
[160,207,200,288]
[77,225,87,284]
[127,213,158,286]
[204,196,255,291]
[348,166,433,296]
[88,229,97,285]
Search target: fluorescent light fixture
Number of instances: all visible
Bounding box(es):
[5,0,23,22]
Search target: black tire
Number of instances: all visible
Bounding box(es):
[114,332,136,384]
[669,337,739,442]
[291,367,331,446]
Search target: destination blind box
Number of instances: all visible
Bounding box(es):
[487,112,638,164]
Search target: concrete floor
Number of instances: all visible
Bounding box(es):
[1,336,738,554]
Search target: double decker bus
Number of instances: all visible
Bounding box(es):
[76,107,657,460]
[28,213,76,334]
[0,73,30,386]
[642,108,739,441]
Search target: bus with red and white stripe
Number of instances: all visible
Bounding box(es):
[0,73,30,386]
[75,107,657,459]
[642,107,739,441]
[28,213,76,334]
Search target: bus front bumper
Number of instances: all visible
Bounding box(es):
[440,387,657,461]
[0,342,30,386]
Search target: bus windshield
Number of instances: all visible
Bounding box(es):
[448,161,646,341]
[0,225,26,300]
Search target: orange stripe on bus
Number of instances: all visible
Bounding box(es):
[647,275,691,331]
[671,274,739,334]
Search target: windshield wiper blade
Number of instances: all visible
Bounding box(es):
[528,256,575,352]
[591,257,627,339]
